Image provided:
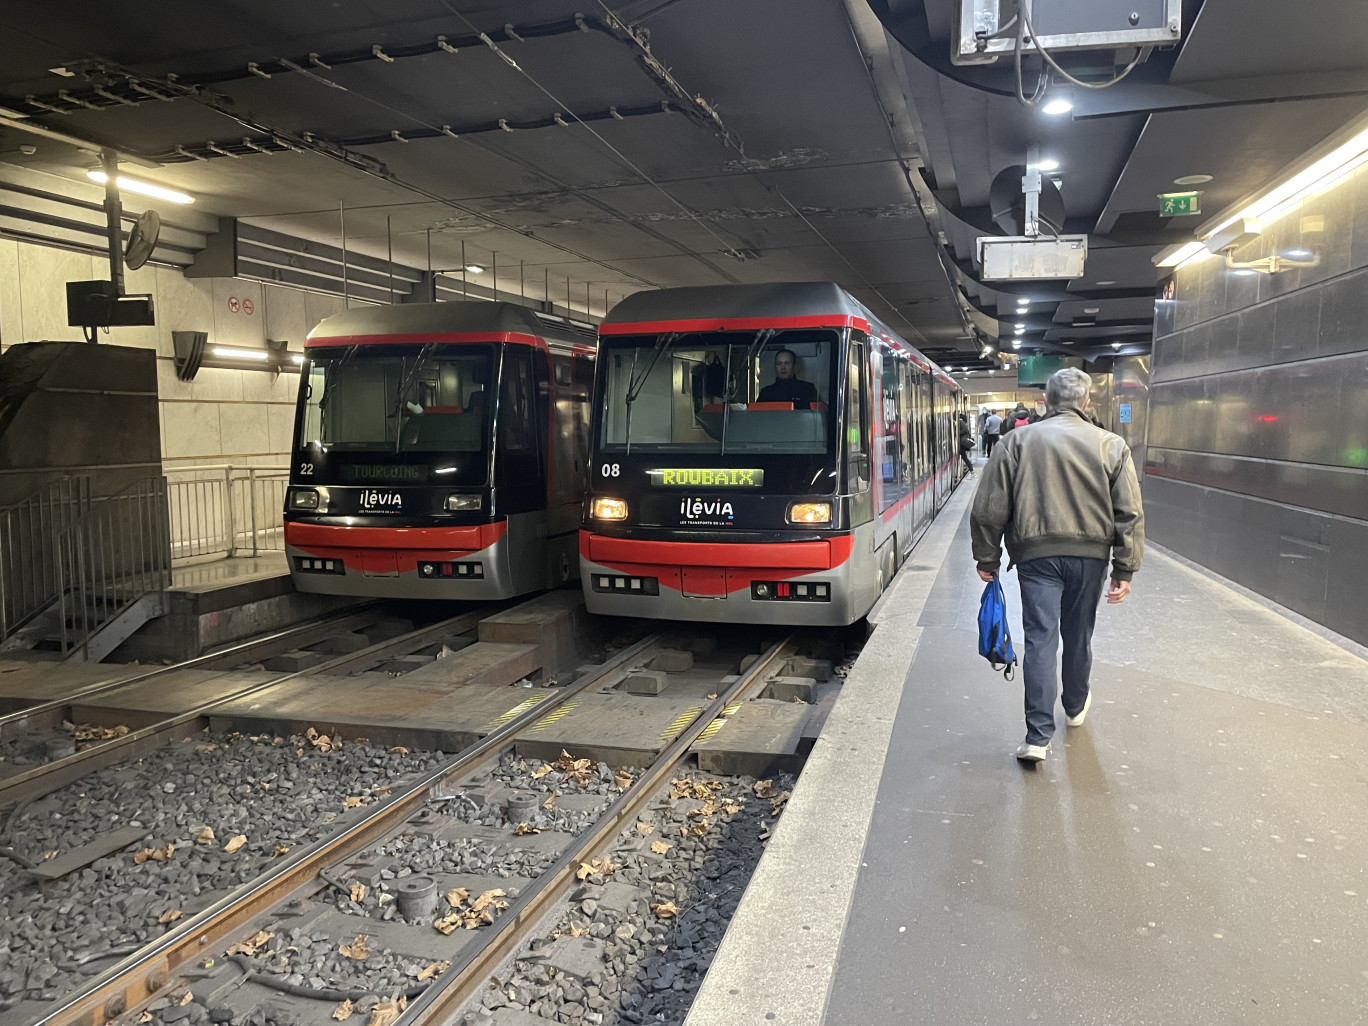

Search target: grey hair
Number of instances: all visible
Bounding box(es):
[1045,367,1092,410]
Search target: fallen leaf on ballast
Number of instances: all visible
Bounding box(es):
[575,856,617,881]
[339,934,371,961]
[343,796,365,809]
[553,749,596,787]
[470,889,507,914]
[445,887,470,907]
[531,764,553,779]
[635,822,654,835]
[753,779,776,798]
[349,882,367,902]
[723,802,743,816]
[139,1013,153,1024]
[388,746,409,757]
[272,844,291,857]
[71,723,130,741]
[332,998,354,1020]
[513,822,540,836]
[178,991,194,1006]
[415,961,450,981]
[158,908,183,924]
[223,835,247,854]
[366,998,405,1026]
[613,768,633,789]
[195,827,215,845]
[770,791,791,814]
[650,841,672,855]
[652,901,679,919]
[681,819,710,837]
[706,693,718,700]
[134,843,175,864]
[225,930,273,956]
[433,913,462,935]
[568,923,589,938]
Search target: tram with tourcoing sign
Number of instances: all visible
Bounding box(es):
[580,282,967,626]
[282,302,594,600]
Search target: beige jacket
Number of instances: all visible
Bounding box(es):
[970,407,1144,581]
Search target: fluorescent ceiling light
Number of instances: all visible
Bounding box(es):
[1174,173,1213,186]
[1112,342,1122,349]
[290,354,305,364]
[1037,158,1060,172]
[212,347,269,361]
[1011,340,1021,348]
[87,170,194,205]
[1205,122,1368,239]
[1042,99,1073,116]
[1154,241,1207,268]
[464,263,485,273]
[1095,280,1117,286]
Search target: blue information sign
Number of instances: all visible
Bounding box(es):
[1119,403,1132,424]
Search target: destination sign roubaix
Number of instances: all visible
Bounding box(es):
[1159,191,1201,217]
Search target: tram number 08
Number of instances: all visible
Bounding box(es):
[600,463,621,478]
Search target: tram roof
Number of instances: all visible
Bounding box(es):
[306,301,593,348]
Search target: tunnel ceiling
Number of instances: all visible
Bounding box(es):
[1,0,1366,374]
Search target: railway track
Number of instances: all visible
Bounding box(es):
[0,606,496,808]
[27,630,801,1026]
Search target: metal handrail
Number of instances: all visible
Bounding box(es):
[164,464,290,565]
[55,476,172,661]
[0,475,91,646]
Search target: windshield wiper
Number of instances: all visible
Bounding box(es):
[623,332,678,455]
[393,344,437,454]
[317,346,358,442]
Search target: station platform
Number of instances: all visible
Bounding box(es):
[687,476,1368,1026]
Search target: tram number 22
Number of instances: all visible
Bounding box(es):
[600,463,620,478]
[298,463,315,476]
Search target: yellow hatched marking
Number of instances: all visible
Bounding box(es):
[695,703,745,746]
[530,703,577,732]
[478,693,551,732]
[658,708,701,746]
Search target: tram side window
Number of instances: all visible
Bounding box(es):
[845,340,870,493]
[499,347,541,478]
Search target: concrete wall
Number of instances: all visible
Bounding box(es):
[1148,161,1368,645]
[0,236,348,474]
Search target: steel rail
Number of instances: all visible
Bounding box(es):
[33,632,665,1026]
[0,607,495,808]
[0,604,383,743]
[393,632,798,1025]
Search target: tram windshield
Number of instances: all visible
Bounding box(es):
[295,343,494,482]
[599,330,838,454]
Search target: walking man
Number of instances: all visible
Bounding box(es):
[969,368,1144,762]
[981,408,1003,455]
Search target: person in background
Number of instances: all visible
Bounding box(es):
[970,367,1144,764]
[1001,402,1035,434]
[982,408,1003,456]
[957,413,975,476]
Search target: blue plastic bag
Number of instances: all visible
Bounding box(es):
[977,574,1017,680]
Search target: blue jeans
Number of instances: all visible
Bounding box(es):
[1017,556,1109,746]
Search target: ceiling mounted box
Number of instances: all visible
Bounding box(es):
[954,0,1181,65]
[978,235,1088,280]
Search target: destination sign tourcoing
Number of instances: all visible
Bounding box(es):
[647,468,765,487]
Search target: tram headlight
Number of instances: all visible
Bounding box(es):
[289,488,320,510]
[445,494,482,511]
[787,501,832,525]
[591,497,628,521]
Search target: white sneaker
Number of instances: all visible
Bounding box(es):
[1065,691,1092,728]
[1015,741,1048,762]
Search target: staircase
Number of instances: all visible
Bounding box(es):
[1,476,172,662]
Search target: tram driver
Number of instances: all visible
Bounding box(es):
[756,348,821,409]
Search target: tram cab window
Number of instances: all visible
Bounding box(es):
[599,329,836,454]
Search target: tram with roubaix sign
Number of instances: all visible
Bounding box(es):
[580,282,966,626]
[283,302,594,599]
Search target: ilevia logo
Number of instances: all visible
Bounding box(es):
[679,496,735,527]
[359,489,403,512]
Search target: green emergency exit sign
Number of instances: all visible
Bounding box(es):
[1159,191,1201,216]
